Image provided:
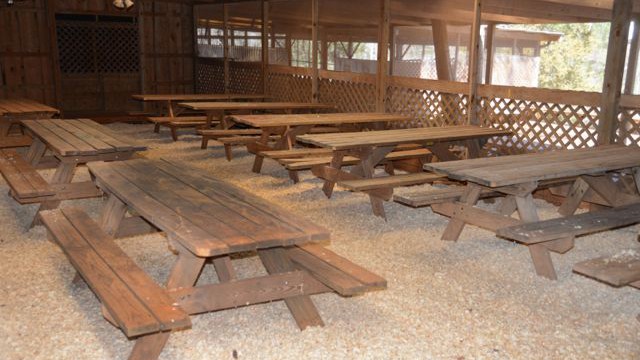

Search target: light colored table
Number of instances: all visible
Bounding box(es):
[0,98,59,148]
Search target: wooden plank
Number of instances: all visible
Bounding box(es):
[232,113,411,128]
[37,120,96,154]
[62,208,191,331]
[73,119,145,152]
[496,202,640,244]
[87,162,230,257]
[432,201,521,231]
[394,186,499,207]
[574,254,640,287]
[297,125,510,150]
[170,271,326,314]
[339,172,444,191]
[39,210,166,338]
[133,94,265,101]
[295,243,387,288]
[179,102,334,112]
[0,149,53,198]
[22,120,79,155]
[426,145,640,188]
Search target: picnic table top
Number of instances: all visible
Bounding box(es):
[179,101,335,111]
[87,159,330,257]
[425,145,640,188]
[131,94,266,102]
[0,98,59,117]
[232,112,411,128]
[296,125,511,150]
[22,119,146,157]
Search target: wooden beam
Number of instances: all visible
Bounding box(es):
[432,20,452,81]
[262,1,269,95]
[598,0,633,144]
[223,3,230,94]
[376,0,391,112]
[484,22,496,85]
[624,15,640,95]
[467,0,482,125]
[311,0,319,103]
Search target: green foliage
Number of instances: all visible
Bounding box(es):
[507,23,610,91]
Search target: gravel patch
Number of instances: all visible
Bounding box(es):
[0,124,638,359]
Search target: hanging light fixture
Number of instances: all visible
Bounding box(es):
[113,0,134,10]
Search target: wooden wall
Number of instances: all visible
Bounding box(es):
[0,0,56,106]
[0,0,194,115]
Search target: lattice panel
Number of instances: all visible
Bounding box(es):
[267,72,312,102]
[386,86,468,128]
[95,25,139,73]
[196,59,224,94]
[56,20,139,74]
[319,78,375,113]
[478,97,600,154]
[56,24,94,73]
[228,62,263,94]
[618,108,640,146]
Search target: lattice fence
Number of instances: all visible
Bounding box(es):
[618,107,640,146]
[319,78,376,113]
[228,62,263,94]
[386,86,468,128]
[196,58,224,93]
[478,97,600,154]
[267,71,312,102]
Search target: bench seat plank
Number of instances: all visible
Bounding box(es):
[573,253,640,287]
[339,173,445,191]
[496,203,640,244]
[394,186,499,207]
[40,208,191,337]
[148,116,207,124]
[0,149,54,198]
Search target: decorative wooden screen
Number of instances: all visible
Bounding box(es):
[56,14,139,74]
[319,71,376,113]
[228,62,263,94]
[267,66,313,102]
[618,99,640,146]
[196,58,225,93]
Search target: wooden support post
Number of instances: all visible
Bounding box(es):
[624,15,640,95]
[223,4,230,94]
[389,25,396,76]
[432,20,452,81]
[467,0,482,125]
[376,0,390,113]
[598,0,633,144]
[321,33,329,71]
[311,0,319,103]
[286,34,292,67]
[261,1,269,96]
[484,22,495,85]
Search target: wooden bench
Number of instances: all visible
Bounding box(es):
[573,252,640,322]
[394,186,500,207]
[148,115,207,132]
[496,203,640,245]
[288,148,431,171]
[494,203,640,280]
[39,208,192,338]
[198,128,263,149]
[218,135,279,161]
[0,149,54,200]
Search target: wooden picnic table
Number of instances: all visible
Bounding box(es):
[9,119,146,226]
[79,158,385,359]
[179,101,335,129]
[425,145,640,279]
[132,93,266,117]
[232,112,412,174]
[0,98,59,148]
[297,125,512,218]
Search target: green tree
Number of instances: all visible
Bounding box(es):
[507,23,610,91]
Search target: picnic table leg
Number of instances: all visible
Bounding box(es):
[24,138,47,166]
[465,139,482,159]
[428,142,459,162]
[528,244,557,280]
[129,243,206,360]
[98,194,128,236]
[558,177,590,216]
[322,151,346,198]
[252,129,275,173]
[212,256,236,282]
[498,195,517,216]
[441,183,482,241]
[356,146,395,219]
[259,247,324,329]
[30,161,76,228]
